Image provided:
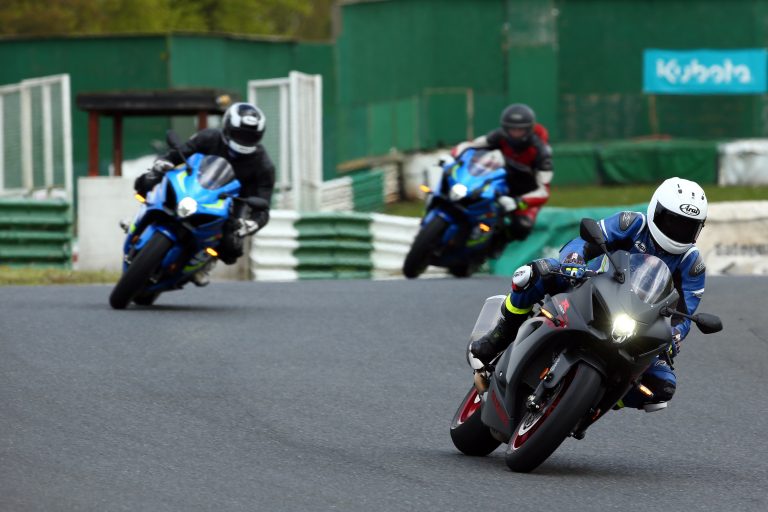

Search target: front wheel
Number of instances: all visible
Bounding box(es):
[403,217,448,279]
[504,363,603,473]
[133,291,160,306]
[109,232,173,310]
[450,386,501,456]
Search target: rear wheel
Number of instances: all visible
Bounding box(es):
[402,217,448,279]
[448,262,478,278]
[504,363,603,473]
[109,232,173,310]
[450,386,501,456]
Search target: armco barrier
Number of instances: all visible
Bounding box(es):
[718,140,768,185]
[294,213,373,279]
[250,211,300,281]
[249,211,445,280]
[0,199,72,266]
[320,166,399,212]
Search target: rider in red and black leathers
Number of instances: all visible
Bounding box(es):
[453,103,554,245]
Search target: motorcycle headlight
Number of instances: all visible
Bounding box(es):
[611,314,636,343]
[177,197,198,218]
[449,183,468,201]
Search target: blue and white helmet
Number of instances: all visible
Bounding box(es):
[647,177,707,254]
[221,102,266,155]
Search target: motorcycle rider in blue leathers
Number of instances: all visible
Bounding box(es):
[470,177,708,411]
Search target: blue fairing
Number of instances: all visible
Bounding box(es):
[418,149,509,267]
[121,153,242,293]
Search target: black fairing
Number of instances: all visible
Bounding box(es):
[480,251,680,439]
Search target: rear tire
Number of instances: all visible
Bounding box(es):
[448,263,475,278]
[450,386,501,456]
[402,217,448,279]
[504,363,603,473]
[109,232,173,310]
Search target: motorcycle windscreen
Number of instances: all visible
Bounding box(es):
[465,149,505,177]
[197,155,237,189]
[469,295,507,342]
[628,253,674,304]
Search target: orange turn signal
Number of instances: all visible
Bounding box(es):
[419,185,431,193]
[479,223,491,232]
[205,247,219,257]
[134,193,146,203]
[638,384,654,397]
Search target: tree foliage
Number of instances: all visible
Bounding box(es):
[0,0,333,40]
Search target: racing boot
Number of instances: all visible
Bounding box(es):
[192,259,216,287]
[469,310,527,364]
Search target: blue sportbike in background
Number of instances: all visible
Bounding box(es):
[402,149,511,279]
[109,132,268,309]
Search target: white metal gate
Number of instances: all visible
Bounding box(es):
[248,71,322,211]
[0,74,73,200]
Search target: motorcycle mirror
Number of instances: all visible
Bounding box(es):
[166,129,183,150]
[694,313,723,334]
[580,218,606,246]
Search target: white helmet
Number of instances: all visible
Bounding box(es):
[221,102,266,155]
[647,177,707,254]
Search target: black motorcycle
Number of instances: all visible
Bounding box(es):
[449,218,722,472]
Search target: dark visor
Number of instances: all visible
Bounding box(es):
[654,202,704,244]
[225,125,260,147]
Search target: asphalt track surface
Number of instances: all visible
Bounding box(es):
[1,275,766,512]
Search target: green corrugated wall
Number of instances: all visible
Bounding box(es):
[0,36,169,180]
[336,0,509,161]
[1,0,767,191]
[0,35,337,185]
[556,0,768,140]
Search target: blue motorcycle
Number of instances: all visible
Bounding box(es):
[109,132,268,309]
[403,148,510,278]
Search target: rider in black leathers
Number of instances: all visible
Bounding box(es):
[135,102,275,285]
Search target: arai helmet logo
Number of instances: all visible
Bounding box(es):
[679,203,700,216]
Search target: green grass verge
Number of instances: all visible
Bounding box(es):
[0,266,120,286]
[384,184,768,217]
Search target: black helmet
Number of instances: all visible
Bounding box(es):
[221,102,266,155]
[500,103,535,149]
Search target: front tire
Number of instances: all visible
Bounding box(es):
[402,217,448,279]
[504,363,603,473]
[109,232,173,310]
[450,386,501,456]
[133,291,160,306]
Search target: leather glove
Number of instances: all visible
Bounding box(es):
[152,159,174,173]
[235,219,260,238]
[497,195,519,212]
[561,252,587,279]
[561,261,587,279]
[451,142,471,158]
